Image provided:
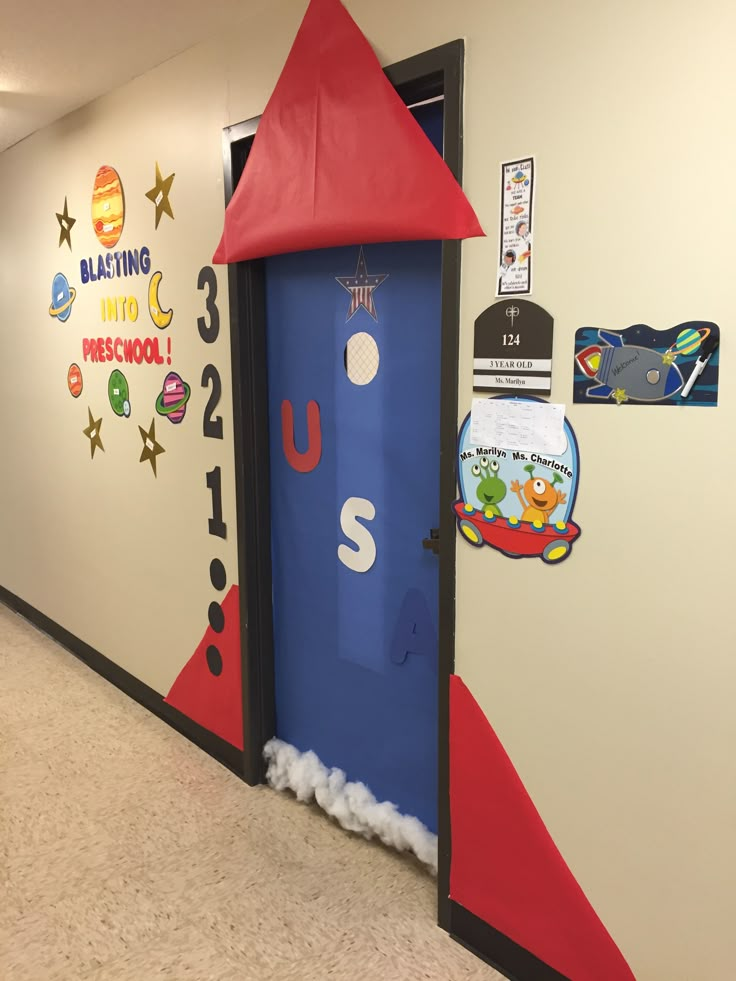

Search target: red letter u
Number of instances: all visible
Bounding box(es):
[281,400,321,473]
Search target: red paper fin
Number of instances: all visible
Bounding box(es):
[213,0,484,263]
[449,675,635,981]
[164,585,243,750]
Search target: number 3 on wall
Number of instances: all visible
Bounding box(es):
[197,266,220,343]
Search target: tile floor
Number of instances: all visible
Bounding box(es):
[0,603,502,980]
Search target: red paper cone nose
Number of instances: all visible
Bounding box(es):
[213,0,484,263]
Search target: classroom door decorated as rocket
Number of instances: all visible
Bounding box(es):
[265,104,442,831]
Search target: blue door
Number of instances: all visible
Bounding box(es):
[265,103,443,831]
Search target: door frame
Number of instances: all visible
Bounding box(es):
[223,39,465,929]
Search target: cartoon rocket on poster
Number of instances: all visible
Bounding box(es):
[576,330,683,404]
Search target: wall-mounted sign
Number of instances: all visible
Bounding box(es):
[573,321,720,406]
[496,156,534,296]
[473,299,553,394]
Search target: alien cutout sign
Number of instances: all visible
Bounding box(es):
[454,395,581,564]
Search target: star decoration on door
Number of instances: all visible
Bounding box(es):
[83,408,104,459]
[335,247,388,322]
[56,197,76,250]
[145,162,175,229]
[139,418,165,476]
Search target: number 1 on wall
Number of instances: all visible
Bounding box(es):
[206,466,227,539]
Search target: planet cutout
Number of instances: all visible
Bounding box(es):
[156,371,191,424]
[666,326,711,358]
[108,369,131,417]
[49,272,76,321]
[92,165,125,249]
[67,363,83,398]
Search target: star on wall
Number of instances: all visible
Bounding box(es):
[661,351,676,366]
[56,197,76,250]
[139,418,165,476]
[145,162,175,229]
[335,247,388,322]
[83,408,104,459]
[612,388,629,405]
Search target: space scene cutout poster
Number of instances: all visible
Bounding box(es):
[574,322,720,406]
[48,162,194,474]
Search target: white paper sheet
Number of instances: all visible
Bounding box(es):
[470,399,566,455]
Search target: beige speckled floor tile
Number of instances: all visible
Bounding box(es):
[0,765,108,856]
[0,903,108,981]
[76,925,252,981]
[38,867,183,971]
[4,826,127,909]
[0,601,503,981]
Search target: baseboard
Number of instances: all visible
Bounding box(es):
[0,584,244,776]
[448,901,570,981]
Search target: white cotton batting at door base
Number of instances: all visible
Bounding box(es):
[263,738,438,875]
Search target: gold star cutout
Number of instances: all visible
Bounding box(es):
[145,162,175,229]
[661,351,676,366]
[139,418,165,477]
[83,408,104,459]
[612,387,629,405]
[56,196,76,250]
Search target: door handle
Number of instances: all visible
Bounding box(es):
[422,528,440,555]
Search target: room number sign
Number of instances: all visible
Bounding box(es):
[473,299,554,394]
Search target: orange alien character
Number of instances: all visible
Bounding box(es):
[510,464,567,525]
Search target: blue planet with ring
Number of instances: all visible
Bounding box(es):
[49,272,77,322]
[666,325,711,358]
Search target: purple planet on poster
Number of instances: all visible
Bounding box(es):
[155,371,191,424]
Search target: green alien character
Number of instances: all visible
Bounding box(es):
[471,456,507,517]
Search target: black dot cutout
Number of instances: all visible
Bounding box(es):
[209,558,226,591]
[208,601,225,633]
[206,645,222,676]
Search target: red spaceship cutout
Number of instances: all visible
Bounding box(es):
[165,585,243,749]
[449,675,635,980]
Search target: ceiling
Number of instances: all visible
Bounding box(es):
[0,0,268,152]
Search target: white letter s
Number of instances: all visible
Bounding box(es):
[338,497,376,573]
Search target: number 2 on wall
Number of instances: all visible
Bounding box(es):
[202,364,224,439]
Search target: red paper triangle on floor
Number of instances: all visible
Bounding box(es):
[164,585,243,750]
[213,0,484,263]
[449,675,635,981]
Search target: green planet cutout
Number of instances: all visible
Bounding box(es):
[108,369,131,417]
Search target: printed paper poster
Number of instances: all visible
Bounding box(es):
[470,398,566,456]
[496,157,534,297]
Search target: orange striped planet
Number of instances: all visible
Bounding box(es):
[91,165,125,248]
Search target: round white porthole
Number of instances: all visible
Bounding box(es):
[345,331,379,386]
